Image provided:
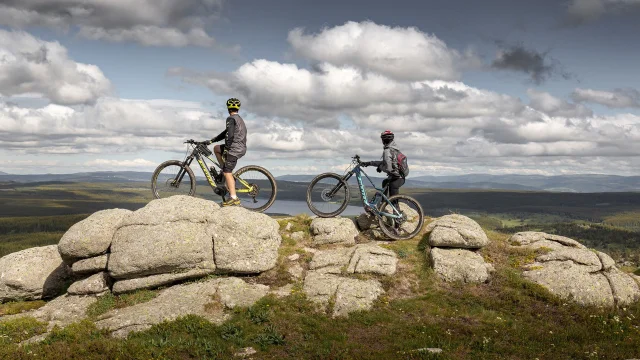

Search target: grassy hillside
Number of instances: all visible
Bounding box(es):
[1,182,640,358]
[1,217,640,359]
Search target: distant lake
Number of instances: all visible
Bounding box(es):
[264,199,364,216]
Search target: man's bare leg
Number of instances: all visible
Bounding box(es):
[213,145,223,166]
[224,172,236,198]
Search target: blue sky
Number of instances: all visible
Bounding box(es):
[1,0,640,176]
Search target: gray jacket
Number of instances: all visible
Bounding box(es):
[370,141,401,178]
[211,114,247,158]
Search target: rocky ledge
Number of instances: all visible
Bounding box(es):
[510,231,640,307]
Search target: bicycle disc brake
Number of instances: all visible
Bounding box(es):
[167,179,179,188]
[321,188,334,201]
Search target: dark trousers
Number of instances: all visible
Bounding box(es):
[382,177,405,206]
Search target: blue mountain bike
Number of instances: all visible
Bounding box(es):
[306,154,424,240]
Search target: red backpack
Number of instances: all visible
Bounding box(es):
[392,149,410,178]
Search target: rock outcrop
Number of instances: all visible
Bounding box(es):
[95,277,268,338]
[3,276,270,342]
[210,207,281,273]
[67,272,111,296]
[427,248,494,283]
[310,217,358,246]
[108,196,219,280]
[109,221,217,279]
[303,272,384,317]
[426,214,489,248]
[309,244,398,276]
[510,231,640,307]
[0,245,72,302]
[0,195,282,303]
[57,209,131,262]
[71,255,109,275]
[425,215,492,283]
[302,243,396,317]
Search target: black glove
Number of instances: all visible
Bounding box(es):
[361,161,371,167]
[204,140,212,145]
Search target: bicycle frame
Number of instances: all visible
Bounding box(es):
[179,145,254,193]
[337,163,402,220]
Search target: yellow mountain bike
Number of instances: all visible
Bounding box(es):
[151,139,277,212]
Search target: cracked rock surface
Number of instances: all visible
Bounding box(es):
[428,248,494,283]
[302,272,384,317]
[309,244,398,276]
[302,244,393,317]
[310,217,358,246]
[425,215,493,283]
[510,231,640,307]
[95,277,267,338]
[0,245,72,302]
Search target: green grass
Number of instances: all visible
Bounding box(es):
[0,301,46,317]
[0,232,64,257]
[603,211,640,231]
[0,214,89,235]
[86,290,159,319]
[0,317,47,346]
[2,185,640,358]
[1,232,640,359]
[277,214,313,234]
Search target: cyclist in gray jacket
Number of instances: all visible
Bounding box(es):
[205,98,247,207]
[361,130,405,201]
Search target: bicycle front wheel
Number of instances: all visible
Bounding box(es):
[151,160,196,199]
[233,165,277,212]
[306,173,350,217]
[378,195,424,240]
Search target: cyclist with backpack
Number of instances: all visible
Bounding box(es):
[361,130,409,204]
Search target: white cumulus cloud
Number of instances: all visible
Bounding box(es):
[0,30,111,105]
[288,21,480,82]
[571,88,640,108]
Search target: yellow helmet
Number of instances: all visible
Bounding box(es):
[226,98,241,110]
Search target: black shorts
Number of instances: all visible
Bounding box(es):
[219,145,238,173]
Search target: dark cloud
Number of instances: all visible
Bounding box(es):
[564,0,640,26]
[491,43,572,84]
[0,0,223,47]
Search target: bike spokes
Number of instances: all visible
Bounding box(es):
[152,163,195,199]
[232,166,276,212]
[307,173,350,217]
[377,195,424,240]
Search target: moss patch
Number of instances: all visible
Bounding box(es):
[0,316,47,345]
[86,290,158,318]
[0,300,46,316]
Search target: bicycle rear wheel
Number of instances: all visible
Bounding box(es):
[306,173,350,217]
[377,195,424,240]
[233,165,277,212]
[151,160,196,199]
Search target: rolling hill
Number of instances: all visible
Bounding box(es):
[1,171,639,192]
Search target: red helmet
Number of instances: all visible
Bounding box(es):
[380,130,394,142]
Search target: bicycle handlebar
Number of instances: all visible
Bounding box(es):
[184,139,207,145]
